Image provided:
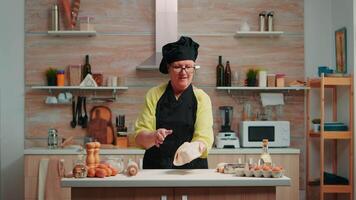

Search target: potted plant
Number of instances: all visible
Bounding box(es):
[246,69,258,86]
[312,118,321,132]
[46,68,57,86]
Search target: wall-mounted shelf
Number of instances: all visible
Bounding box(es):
[47,30,97,37]
[30,86,128,95]
[235,31,284,37]
[216,86,309,93]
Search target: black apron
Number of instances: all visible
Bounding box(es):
[143,82,208,169]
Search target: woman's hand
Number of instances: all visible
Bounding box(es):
[135,129,173,149]
[154,128,173,147]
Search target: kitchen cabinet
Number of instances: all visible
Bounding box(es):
[64,169,287,200]
[72,187,173,200]
[174,187,275,200]
[70,186,276,200]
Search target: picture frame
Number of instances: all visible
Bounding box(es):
[335,27,347,73]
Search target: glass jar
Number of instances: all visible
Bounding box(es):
[102,156,124,173]
[72,158,87,178]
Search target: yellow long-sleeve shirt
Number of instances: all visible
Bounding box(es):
[135,83,214,158]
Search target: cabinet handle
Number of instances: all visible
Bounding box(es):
[182,195,188,200]
[161,195,167,200]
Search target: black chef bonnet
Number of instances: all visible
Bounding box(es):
[159,36,199,74]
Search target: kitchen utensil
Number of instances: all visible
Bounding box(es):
[88,106,115,144]
[82,97,88,128]
[70,98,77,128]
[77,96,83,126]
[60,136,73,148]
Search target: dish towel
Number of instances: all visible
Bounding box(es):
[38,159,49,200]
[45,159,64,200]
[38,158,64,200]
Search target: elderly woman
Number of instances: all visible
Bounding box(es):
[135,36,214,169]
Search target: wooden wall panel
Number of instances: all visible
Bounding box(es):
[26,0,155,33]
[178,0,303,34]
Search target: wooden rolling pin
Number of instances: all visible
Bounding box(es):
[126,160,139,176]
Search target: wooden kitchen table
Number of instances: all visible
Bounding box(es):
[62,169,291,200]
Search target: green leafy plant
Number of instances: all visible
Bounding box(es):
[46,68,57,78]
[312,118,321,124]
[246,68,258,86]
[45,68,57,86]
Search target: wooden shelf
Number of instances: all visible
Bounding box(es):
[306,75,354,199]
[31,86,128,90]
[235,31,284,37]
[309,77,352,87]
[216,86,309,91]
[30,86,128,95]
[308,182,352,193]
[47,30,96,37]
[308,131,352,139]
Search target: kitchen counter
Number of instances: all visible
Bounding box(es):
[62,169,290,200]
[24,147,300,155]
[62,169,290,188]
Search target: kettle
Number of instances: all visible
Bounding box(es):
[48,128,59,149]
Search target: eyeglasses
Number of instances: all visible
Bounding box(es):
[170,64,200,73]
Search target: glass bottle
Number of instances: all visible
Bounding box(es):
[260,139,272,166]
[224,61,231,86]
[216,56,224,86]
[82,55,92,80]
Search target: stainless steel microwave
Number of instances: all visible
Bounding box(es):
[239,121,290,147]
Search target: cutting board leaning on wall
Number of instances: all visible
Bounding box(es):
[87,106,115,145]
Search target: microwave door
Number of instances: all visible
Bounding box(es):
[248,126,275,144]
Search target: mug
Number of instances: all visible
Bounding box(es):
[58,92,72,103]
[45,96,58,104]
